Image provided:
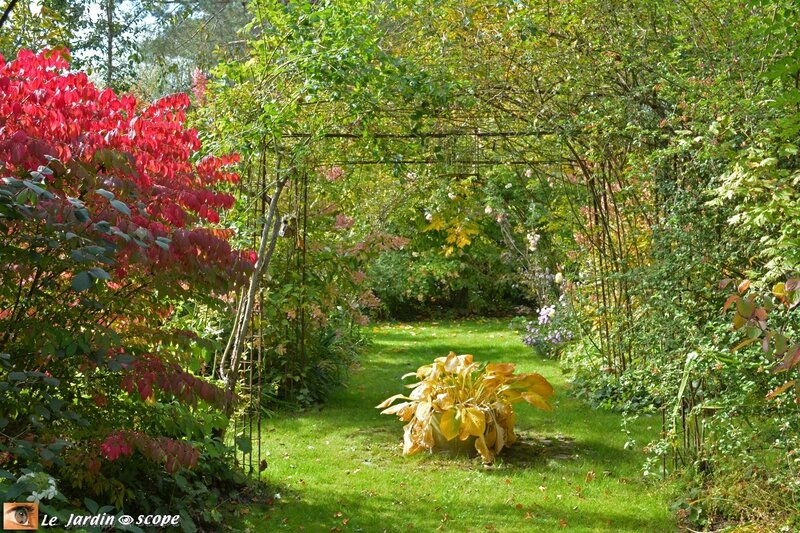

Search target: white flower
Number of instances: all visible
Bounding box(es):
[18,472,58,502]
[484,206,493,215]
[505,183,512,189]
[526,232,541,251]
[525,169,533,178]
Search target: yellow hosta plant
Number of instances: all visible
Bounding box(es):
[376,352,554,463]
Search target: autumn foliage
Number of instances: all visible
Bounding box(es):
[0,48,250,510]
[377,352,554,463]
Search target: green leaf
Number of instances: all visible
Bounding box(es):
[5,481,31,500]
[67,196,84,208]
[234,436,252,453]
[40,448,55,461]
[179,511,197,533]
[73,208,89,222]
[88,267,111,280]
[84,497,99,514]
[736,299,755,318]
[23,179,53,198]
[71,271,93,292]
[110,199,131,216]
[95,188,115,200]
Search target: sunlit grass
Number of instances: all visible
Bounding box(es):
[231,319,677,532]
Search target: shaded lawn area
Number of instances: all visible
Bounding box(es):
[233,319,677,532]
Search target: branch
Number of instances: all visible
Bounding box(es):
[0,0,18,29]
[282,130,553,140]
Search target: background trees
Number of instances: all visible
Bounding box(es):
[201,0,800,525]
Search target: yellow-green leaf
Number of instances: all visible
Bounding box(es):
[438,409,460,441]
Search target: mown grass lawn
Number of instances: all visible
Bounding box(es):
[232,319,678,532]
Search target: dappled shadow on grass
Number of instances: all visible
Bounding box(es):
[414,433,578,471]
[348,425,580,473]
[491,431,578,469]
[246,483,674,533]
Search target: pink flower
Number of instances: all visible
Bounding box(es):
[191,68,208,103]
[333,213,354,230]
[323,166,344,182]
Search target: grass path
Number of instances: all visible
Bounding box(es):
[238,319,677,532]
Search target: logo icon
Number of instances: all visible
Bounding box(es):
[3,502,38,530]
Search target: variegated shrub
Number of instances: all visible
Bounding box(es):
[377,352,554,463]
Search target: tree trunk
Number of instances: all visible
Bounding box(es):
[106,0,114,87]
[220,175,287,415]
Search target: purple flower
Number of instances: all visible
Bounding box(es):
[538,305,555,325]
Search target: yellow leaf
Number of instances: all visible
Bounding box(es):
[501,389,523,403]
[459,407,486,439]
[766,380,796,400]
[519,373,555,398]
[486,363,515,376]
[456,233,471,248]
[421,422,435,449]
[773,282,786,298]
[409,383,433,400]
[432,392,455,412]
[494,423,506,454]
[474,435,494,464]
[521,392,552,411]
[424,214,445,232]
[414,364,433,379]
[503,412,517,445]
[444,353,473,373]
[415,401,433,422]
[381,402,415,421]
[737,279,750,294]
[438,409,460,441]
[376,393,407,409]
[403,422,420,455]
[731,336,759,352]
[484,420,497,449]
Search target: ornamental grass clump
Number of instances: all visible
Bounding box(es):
[377,352,554,463]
